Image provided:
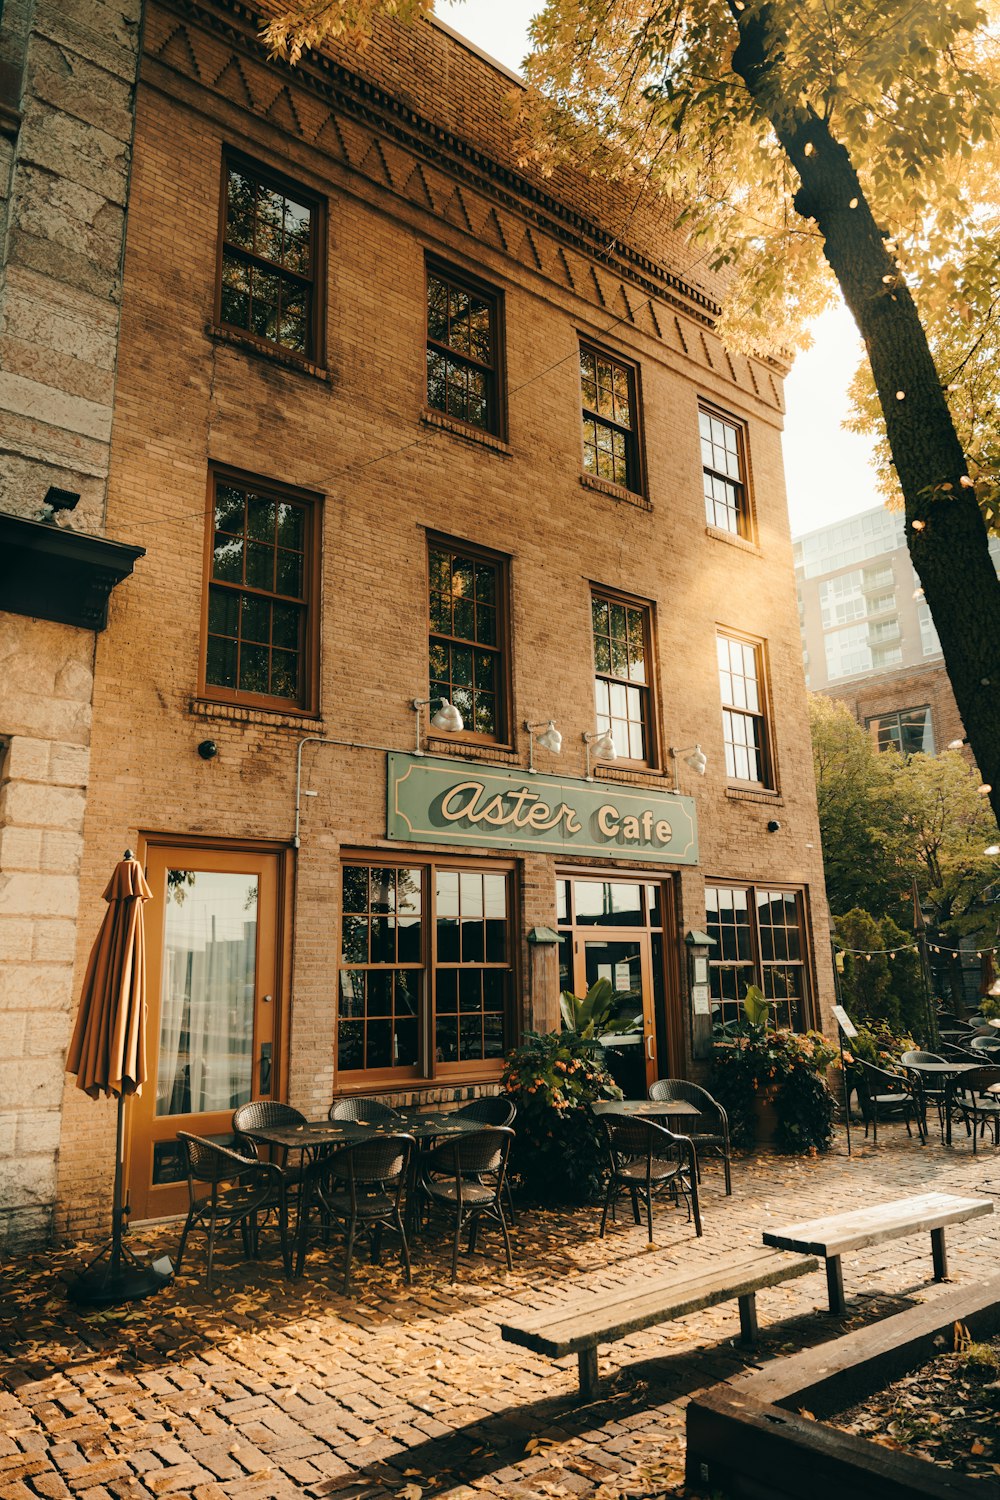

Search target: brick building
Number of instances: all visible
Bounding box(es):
[794,504,1000,758]
[3,0,834,1244]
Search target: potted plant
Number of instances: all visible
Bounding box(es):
[709,986,837,1153]
[501,1021,622,1205]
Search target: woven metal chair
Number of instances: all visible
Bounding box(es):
[899,1051,949,1140]
[175,1132,290,1289]
[854,1060,926,1144]
[328,1096,402,1125]
[419,1126,514,1282]
[952,1066,1000,1153]
[453,1097,518,1221]
[648,1079,732,1194]
[598,1114,702,1242]
[295,1132,414,1292]
[232,1100,309,1247]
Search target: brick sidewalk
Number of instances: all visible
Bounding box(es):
[2,1130,998,1500]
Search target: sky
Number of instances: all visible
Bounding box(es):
[436,0,883,539]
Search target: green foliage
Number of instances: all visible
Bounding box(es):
[742,983,771,1030]
[980,995,1000,1019]
[501,1030,622,1204]
[835,909,928,1039]
[709,1006,837,1153]
[558,976,615,1038]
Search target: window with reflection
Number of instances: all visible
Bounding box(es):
[866,706,934,757]
[338,860,514,1081]
[705,884,809,1031]
[701,407,750,537]
[218,158,320,358]
[204,470,318,711]
[717,632,771,785]
[580,344,641,492]
[592,590,654,764]
[426,264,502,433]
[428,539,508,740]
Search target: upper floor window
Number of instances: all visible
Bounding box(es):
[591,589,655,764]
[580,344,642,493]
[867,706,934,757]
[701,407,750,537]
[717,632,771,785]
[204,470,319,712]
[428,539,508,741]
[426,264,502,434]
[218,157,321,359]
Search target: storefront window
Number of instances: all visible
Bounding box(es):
[338,860,513,1080]
[705,884,809,1030]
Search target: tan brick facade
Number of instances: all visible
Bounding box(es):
[48,0,833,1239]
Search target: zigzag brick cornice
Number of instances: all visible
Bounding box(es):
[155,0,726,333]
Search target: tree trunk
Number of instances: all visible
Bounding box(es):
[730,4,1000,830]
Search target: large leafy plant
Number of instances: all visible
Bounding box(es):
[710,986,836,1153]
[501,1030,621,1204]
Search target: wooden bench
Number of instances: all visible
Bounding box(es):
[500,1247,817,1399]
[763,1191,994,1316]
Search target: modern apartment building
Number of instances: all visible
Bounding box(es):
[794,505,1000,756]
[0,0,834,1248]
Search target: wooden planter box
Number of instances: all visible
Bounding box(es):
[685,1277,1000,1498]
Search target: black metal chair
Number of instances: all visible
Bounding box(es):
[419,1126,515,1282]
[175,1132,291,1289]
[648,1078,732,1194]
[853,1060,926,1144]
[328,1096,402,1125]
[598,1114,702,1241]
[453,1096,518,1221]
[952,1066,1000,1153]
[899,1051,949,1140]
[232,1100,310,1248]
[295,1132,414,1292]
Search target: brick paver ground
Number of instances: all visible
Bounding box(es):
[2,1128,999,1500]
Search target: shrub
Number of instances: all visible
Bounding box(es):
[501,1030,621,1204]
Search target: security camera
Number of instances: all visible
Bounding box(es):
[766,819,781,833]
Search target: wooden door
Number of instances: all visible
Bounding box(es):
[128,844,282,1220]
[579,932,657,1097]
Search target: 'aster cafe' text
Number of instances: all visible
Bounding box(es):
[438,779,674,848]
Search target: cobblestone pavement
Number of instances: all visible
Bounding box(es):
[2,1130,999,1500]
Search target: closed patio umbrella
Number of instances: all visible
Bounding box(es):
[66,851,172,1306]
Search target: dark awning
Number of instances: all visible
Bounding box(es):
[0,514,144,631]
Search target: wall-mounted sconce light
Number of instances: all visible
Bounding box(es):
[583,727,616,781]
[670,743,707,781]
[197,740,218,760]
[525,719,562,772]
[411,696,464,754]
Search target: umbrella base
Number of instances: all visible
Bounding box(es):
[68,1247,173,1308]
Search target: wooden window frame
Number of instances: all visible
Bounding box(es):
[215,150,325,364]
[705,882,813,1032]
[590,584,659,769]
[200,465,322,716]
[580,340,645,496]
[424,258,506,439]
[427,533,512,748]
[336,853,519,1089]
[700,403,752,540]
[717,629,773,788]
[865,705,934,757]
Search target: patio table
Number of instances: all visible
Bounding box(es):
[905,1062,982,1145]
[591,1099,702,1122]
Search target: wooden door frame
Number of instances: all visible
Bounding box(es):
[578,928,657,1094]
[127,832,293,1222]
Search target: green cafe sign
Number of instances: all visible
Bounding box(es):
[386,753,698,864]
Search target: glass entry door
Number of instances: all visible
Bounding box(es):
[128,845,282,1220]
[582,934,656,1098]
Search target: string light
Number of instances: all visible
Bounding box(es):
[911,518,925,530]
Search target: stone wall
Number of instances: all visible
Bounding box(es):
[0,0,141,1248]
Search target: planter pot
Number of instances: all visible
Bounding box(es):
[753,1085,780,1146]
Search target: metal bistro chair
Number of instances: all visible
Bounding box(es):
[453,1096,518,1222]
[649,1078,732,1195]
[233,1100,309,1248]
[295,1132,414,1292]
[419,1126,515,1282]
[175,1132,291,1289]
[854,1060,926,1144]
[328,1096,403,1125]
[598,1114,702,1242]
[899,1051,950,1141]
[952,1066,1000,1153]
